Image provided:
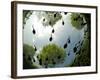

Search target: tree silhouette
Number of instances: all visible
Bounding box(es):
[71,13,84,30]
[38,44,66,68]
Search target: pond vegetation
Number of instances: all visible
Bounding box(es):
[23,10,33,27]
[71,13,86,30]
[35,11,62,27]
[38,44,66,68]
[69,13,91,66]
[23,44,37,69]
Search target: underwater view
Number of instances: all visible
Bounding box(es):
[23,10,91,69]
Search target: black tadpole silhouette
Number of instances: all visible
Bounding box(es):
[81,23,87,26]
[64,12,67,15]
[43,18,45,22]
[33,45,37,51]
[32,25,36,34]
[32,29,36,34]
[78,41,80,44]
[49,21,51,25]
[74,18,78,21]
[37,55,39,59]
[39,59,42,65]
[53,61,56,65]
[28,56,31,61]
[63,42,67,49]
[49,35,53,42]
[34,47,37,51]
[77,15,81,19]
[33,58,35,62]
[73,47,77,53]
[52,28,55,33]
[81,41,83,46]
[58,55,61,59]
[52,59,56,65]
[68,52,70,56]
[46,57,48,61]
[54,13,57,18]
[45,65,48,68]
[67,37,70,43]
[62,21,64,25]
[74,16,81,21]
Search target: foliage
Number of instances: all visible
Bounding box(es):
[38,44,66,68]
[23,44,37,69]
[45,12,62,26]
[70,31,90,67]
[71,13,84,30]
[23,44,35,56]
[23,10,33,25]
[38,11,62,27]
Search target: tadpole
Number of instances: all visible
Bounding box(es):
[32,25,36,34]
[49,34,53,42]
[63,42,67,49]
